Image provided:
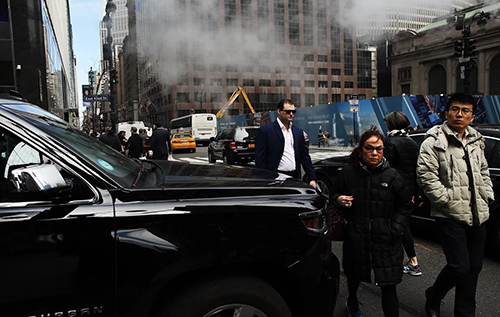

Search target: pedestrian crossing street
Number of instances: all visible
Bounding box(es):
[172,150,351,165]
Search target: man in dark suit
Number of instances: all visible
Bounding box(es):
[126,126,143,159]
[150,123,171,160]
[255,99,316,188]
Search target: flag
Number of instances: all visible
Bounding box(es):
[145,100,151,112]
[139,102,143,113]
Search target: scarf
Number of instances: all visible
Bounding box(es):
[387,129,409,137]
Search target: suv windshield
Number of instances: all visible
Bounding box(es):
[235,127,259,142]
[2,102,140,187]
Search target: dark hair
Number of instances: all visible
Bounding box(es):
[277,99,294,111]
[348,129,385,163]
[446,93,477,113]
[384,111,410,131]
[108,130,116,136]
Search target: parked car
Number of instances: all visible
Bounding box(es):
[208,126,259,165]
[170,132,196,153]
[306,126,500,256]
[0,97,339,317]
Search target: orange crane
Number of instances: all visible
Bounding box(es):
[216,86,256,118]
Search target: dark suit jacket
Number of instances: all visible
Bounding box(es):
[126,133,143,158]
[255,120,316,181]
[150,128,170,159]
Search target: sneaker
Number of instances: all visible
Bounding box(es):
[345,298,363,317]
[403,261,422,276]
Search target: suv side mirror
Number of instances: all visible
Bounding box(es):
[9,164,70,196]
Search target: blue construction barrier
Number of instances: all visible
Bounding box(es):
[217,115,248,131]
[216,95,500,145]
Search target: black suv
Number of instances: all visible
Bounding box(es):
[307,127,500,257]
[0,98,339,317]
[208,126,259,165]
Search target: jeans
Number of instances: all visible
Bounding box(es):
[429,218,486,317]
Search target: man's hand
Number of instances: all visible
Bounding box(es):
[309,180,317,188]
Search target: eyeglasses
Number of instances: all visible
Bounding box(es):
[448,106,473,116]
[363,145,384,153]
[282,110,296,115]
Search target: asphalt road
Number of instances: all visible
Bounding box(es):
[173,145,500,317]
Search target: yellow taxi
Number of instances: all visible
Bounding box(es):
[171,133,196,153]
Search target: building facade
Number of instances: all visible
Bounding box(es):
[0,0,77,124]
[132,0,376,127]
[390,1,500,96]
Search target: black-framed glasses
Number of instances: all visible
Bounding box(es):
[448,106,473,116]
[363,145,384,153]
[283,110,296,115]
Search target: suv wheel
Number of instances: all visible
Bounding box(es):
[208,150,216,163]
[316,174,333,200]
[223,152,235,165]
[155,276,292,317]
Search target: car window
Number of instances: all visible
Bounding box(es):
[484,136,500,169]
[0,128,94,203]
[235,128,259,142]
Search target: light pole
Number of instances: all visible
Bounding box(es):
[449,10,490,93]
[174,99,179,118]
[103,0,117,129]
[88,67,96,133]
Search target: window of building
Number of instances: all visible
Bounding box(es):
[304,67,315,75]
[290,53,300,60]
[289,0,300,45]
[274,0,286,44]
[210,64,222,72]
[210,93,222,102]
[318,81,328,88]
[177,77,188,86]
[398,67,412,81]
[259,79,271,86]
[243,65,253,73]
[257,0,270,41]
[291,93,301,107]
[305,80,315,87]
[318,68,328,75]
[318,55,328,62]
[275,66,286,73]
[332,81,341,88]
[401,84,410,95]
[305,94,315,106]
[490,55,500,95]
[241,0,253,31]
[193,63,205,71]
[259,51,271,59]
[243,79,254,86]
[331,68,341,76]
[304,54,314,62]
[275,52,286,60]
[226,65,238,72]
[357,50,372,89]
[259,65,270,73]
[344,29,353,76]
[330,22,341,63]
[345,81,354,88]
[210,78,222,86]
[226,78,239,87]
[332,94,341,102]
[290,80,301,87]
[276,79,286,87]
[177,92,190,102]
[194,78,205,86]
[319,94,328,104]
[290,67,300,74]
[303,0,313,46]
[428,65,446,95]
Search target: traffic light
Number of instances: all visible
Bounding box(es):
[454,40,464,58]
[110,69,118,84]
[465,38,477,57]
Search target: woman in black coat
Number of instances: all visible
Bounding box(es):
[383,111,422,276]
[332,129,412,317]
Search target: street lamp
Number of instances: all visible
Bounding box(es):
[103,0,117,129]
[448,10,490,93]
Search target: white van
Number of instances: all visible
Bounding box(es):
[117,121,147,139]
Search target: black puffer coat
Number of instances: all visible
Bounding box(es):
[332,158,412,286]
[384,135,419,196]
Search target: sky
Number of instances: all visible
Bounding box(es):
[69,0,102,112]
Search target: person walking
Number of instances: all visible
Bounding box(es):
[255,98,316,188]
[318,126,325,147]
[417,93,494,317]
[332,128,412,317]
[383,111,422,276]
[126,126,143,159]
[99,130,121,152]
[150,123,171,160]
[324,129,330,147]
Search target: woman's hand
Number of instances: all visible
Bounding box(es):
[336,195,353,208]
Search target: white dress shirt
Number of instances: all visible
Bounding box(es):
[277,119,296,171]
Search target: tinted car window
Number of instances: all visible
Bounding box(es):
[235,128,258,142]
[484,136,500,168]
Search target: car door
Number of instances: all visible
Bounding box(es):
[0,127,117,317]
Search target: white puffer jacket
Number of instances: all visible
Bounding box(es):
[417,122,494,226]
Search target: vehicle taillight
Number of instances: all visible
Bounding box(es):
[298,209,327,233]
[229,141,236,150]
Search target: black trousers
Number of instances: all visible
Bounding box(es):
[429,218,486,317]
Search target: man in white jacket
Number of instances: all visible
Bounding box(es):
[417,93,494,317]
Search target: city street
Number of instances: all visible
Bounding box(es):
[173,145,500,317]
